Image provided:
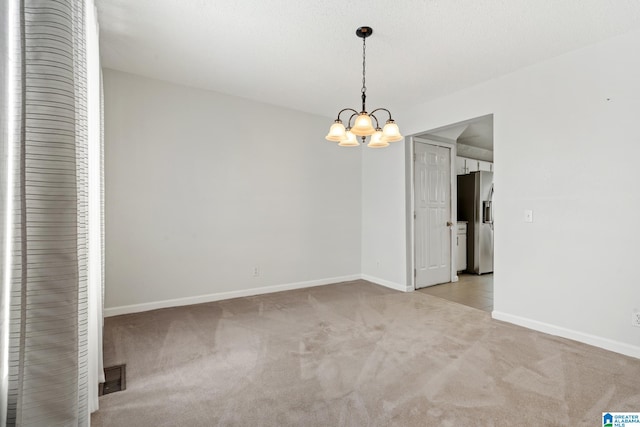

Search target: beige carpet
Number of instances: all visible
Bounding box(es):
[92,280,640,426]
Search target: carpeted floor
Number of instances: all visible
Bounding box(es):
[92,280,640,426]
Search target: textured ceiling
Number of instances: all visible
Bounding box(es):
[96,0,640,118]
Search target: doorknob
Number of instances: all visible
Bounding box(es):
[446,221,453,227]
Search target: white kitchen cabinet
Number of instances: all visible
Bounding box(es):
[456,222,467,272]
[466,159,479,173]
[478,160,493,172]
[456,156,493,175]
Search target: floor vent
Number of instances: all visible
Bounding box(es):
[99,364,126,396]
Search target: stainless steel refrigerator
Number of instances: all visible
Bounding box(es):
[457,171,494,274]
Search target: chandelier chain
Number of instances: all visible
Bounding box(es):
[361,36,367,112]
[361,37,367,95]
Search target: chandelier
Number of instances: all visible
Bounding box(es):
[325,26,403,148]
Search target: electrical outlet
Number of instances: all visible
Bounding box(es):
[632,310,640,327]
[253,266,260,277]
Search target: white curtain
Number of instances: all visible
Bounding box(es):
[86,0,105,414]
[0,0,104,425]
[86,0,104,412]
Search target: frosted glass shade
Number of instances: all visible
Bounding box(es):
[367,130,389,148]
[350,113,376,136]
[338,130,359,147]
[382,120,403,142]
[325,121,346,141]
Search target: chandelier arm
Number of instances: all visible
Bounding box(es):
[369,112,380,129]
[337,108,359,122]
[346,112,357,128]
[370,108,394,121]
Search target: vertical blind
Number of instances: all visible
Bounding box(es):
[1,0,104,425]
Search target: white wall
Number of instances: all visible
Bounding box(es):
[362,29,640,356]
[103,69,361,313]
[360,144,408,291]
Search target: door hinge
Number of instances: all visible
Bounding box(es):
[413,153,416,161]
[414,269,416,277]
[413,211,416,219]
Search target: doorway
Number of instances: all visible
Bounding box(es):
[408,115,494,309]
[417,274,494,312]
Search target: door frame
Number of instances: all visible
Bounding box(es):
[407,136,458,290]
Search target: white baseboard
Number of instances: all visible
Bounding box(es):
[361,274,412,293]
[492,311,640,360]
[104,274,361,317]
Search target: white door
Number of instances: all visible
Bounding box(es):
[415,142,452,289]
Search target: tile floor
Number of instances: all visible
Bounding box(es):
[417,273,493,312]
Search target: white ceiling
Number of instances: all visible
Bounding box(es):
[458,119,493,152]
[96,0,640,118]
